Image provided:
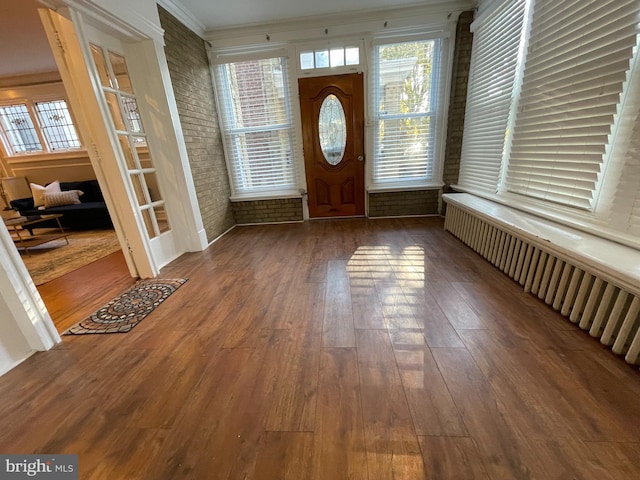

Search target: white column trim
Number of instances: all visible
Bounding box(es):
[0,224,60,353]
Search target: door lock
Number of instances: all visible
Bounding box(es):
[357,155,364,162]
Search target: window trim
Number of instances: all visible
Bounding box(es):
[0,95,83,157]
[295,39,366,78]
[34,99,82,152]
[0,101,44,155]
[213,52,301,199]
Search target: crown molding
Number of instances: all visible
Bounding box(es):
[205,0,474,43]
[206,1,474,48]
[0,71,62,89]
[40,0,164,41]
[157,0,207,38]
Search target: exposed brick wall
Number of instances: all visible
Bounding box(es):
[368,190,439,217]
[158,7,235,243]
[443,10,474,190]
[232,198,303,224]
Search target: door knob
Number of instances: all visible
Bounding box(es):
[357,155,364,161]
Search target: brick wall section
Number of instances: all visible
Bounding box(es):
[368,190,440,217]
[158,7,235,242]
[232,198,303,224]
[443,10,474,189]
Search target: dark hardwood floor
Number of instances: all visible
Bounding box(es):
[1,217,639,479]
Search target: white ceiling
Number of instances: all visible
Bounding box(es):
[0,0,459,79]
[173,0,447,30]
[0,0,58,79]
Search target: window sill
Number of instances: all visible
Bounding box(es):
[443,192,640,294]
[450,184,640,251]
[4,150,89,162]
[367,182,444,194]
[230,189,302,202]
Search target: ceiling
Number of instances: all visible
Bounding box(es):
[0,0,59,79]
[174,0,447,30]
[0,0,458,80]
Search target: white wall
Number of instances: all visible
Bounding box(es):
[91,0,158,22]
[0,220,59,376]
[0,294,34,377]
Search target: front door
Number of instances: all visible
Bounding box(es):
[299,73,365,218]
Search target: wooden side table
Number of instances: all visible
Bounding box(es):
[4,214,69,255]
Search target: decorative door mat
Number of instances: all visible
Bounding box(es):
[64,278,188,335]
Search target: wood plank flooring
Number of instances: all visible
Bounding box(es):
[37,250,134,333]
[1,217,639,479]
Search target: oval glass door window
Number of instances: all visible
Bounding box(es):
[319,94,346,165]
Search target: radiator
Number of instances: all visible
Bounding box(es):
[444,203,640,366]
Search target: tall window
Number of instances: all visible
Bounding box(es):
[457,0,640,246]
[0,104,41,154]
[458,0,528,195]
[35,100,81,151]
[372,38,442,186]
[0,100,81,155]
[504,0,639,210]
[215,56,297,197]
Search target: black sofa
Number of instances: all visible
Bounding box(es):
[10,180,113,230]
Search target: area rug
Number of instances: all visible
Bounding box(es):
[64,278,188,335]
[21,229,121,285]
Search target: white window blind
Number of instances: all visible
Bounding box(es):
[603,60,640,236]
[457,0,527,195]
[612,114,640,236]
[372,39,441,185]
[505,0,640,210]
[215,56,297,195]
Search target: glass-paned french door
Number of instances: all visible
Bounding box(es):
[89,43,169,239]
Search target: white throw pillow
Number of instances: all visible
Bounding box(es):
[30,181,61,207]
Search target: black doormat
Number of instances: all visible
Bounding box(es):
[63,278,188,335]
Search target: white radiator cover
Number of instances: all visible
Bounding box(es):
[444,200,640,366]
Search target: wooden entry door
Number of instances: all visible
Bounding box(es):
[299,73,365,218]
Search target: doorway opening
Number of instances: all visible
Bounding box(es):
[0,3,133,333]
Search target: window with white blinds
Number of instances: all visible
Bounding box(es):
[457,0,527,195]
[215,56,297,196]
[504,0,640,210]
[372,39,442,185]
